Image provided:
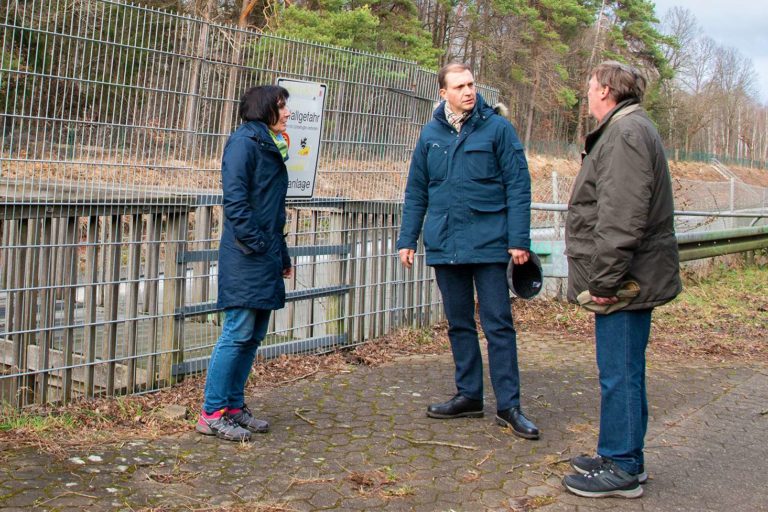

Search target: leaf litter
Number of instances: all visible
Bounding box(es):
[2,264,765,455]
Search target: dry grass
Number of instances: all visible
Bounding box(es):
[650,262,768,361]
[347,468,393,489]
[513,297,594,338]
[4,153,763,206]
[514,261,768,364]
[344,465,415,499]
[527,152,768,188]
[508,494,558,511]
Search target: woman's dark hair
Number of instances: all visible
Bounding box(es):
[238,85,289,125]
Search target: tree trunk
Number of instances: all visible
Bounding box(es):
[183,0,214,152]
[524,65,540,149]
[218,1,254,153]
[575,0,607,144]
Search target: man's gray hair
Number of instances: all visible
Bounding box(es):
[438,62,472,89]
[591,61,646,103]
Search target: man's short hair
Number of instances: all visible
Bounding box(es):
[239,85,290,125]
[591,61,646,103]
[438,62,472,89]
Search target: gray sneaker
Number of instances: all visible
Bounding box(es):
[570,455,648,483]
[563,459,643,499]
[229,405,269,433]
[196,412,251,442]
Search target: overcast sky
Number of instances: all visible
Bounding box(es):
[651,0,768,104]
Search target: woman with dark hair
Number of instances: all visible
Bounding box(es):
[196,85,293,442]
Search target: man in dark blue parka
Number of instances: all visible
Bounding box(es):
[397,63,539,439]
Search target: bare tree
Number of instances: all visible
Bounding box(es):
[574,0,608,143]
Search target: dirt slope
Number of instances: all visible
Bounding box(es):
[527,152,768,187]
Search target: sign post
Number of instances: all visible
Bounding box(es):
[277,78,327,198]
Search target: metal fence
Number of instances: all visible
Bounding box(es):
[527,140,768,171]
[1,0,766,408]
[0,0,496,407]
[533,173,768,237]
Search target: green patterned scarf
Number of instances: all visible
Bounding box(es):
[269,130,289,161]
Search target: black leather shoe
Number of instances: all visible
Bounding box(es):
[496,407,540,439]
[427,394,484,419]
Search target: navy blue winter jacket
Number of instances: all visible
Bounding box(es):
[217,121,292,311]
[397,94,531,265]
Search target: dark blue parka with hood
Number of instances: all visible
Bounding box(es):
[397,94,531,265]
[217,120,292,311]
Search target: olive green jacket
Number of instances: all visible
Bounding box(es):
[565,99,682,310]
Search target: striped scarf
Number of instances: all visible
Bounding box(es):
[444,103,471,132]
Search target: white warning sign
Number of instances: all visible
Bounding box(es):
[277,78,327,198]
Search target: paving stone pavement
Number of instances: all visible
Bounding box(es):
[1,334,767,511]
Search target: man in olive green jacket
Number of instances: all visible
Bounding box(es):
[561,61,682,499]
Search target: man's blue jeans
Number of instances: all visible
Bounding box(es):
[595,308,653,475]
[202,307,271,413]
[433,263,521,411]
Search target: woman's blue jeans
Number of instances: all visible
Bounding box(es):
[595,308,653,475]
[202,307,272,413]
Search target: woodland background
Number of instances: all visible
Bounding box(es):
[121,0,768,168]
[2,0,766,168]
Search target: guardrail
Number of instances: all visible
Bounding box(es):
[677,226,768,261]
[530,203,768,277]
